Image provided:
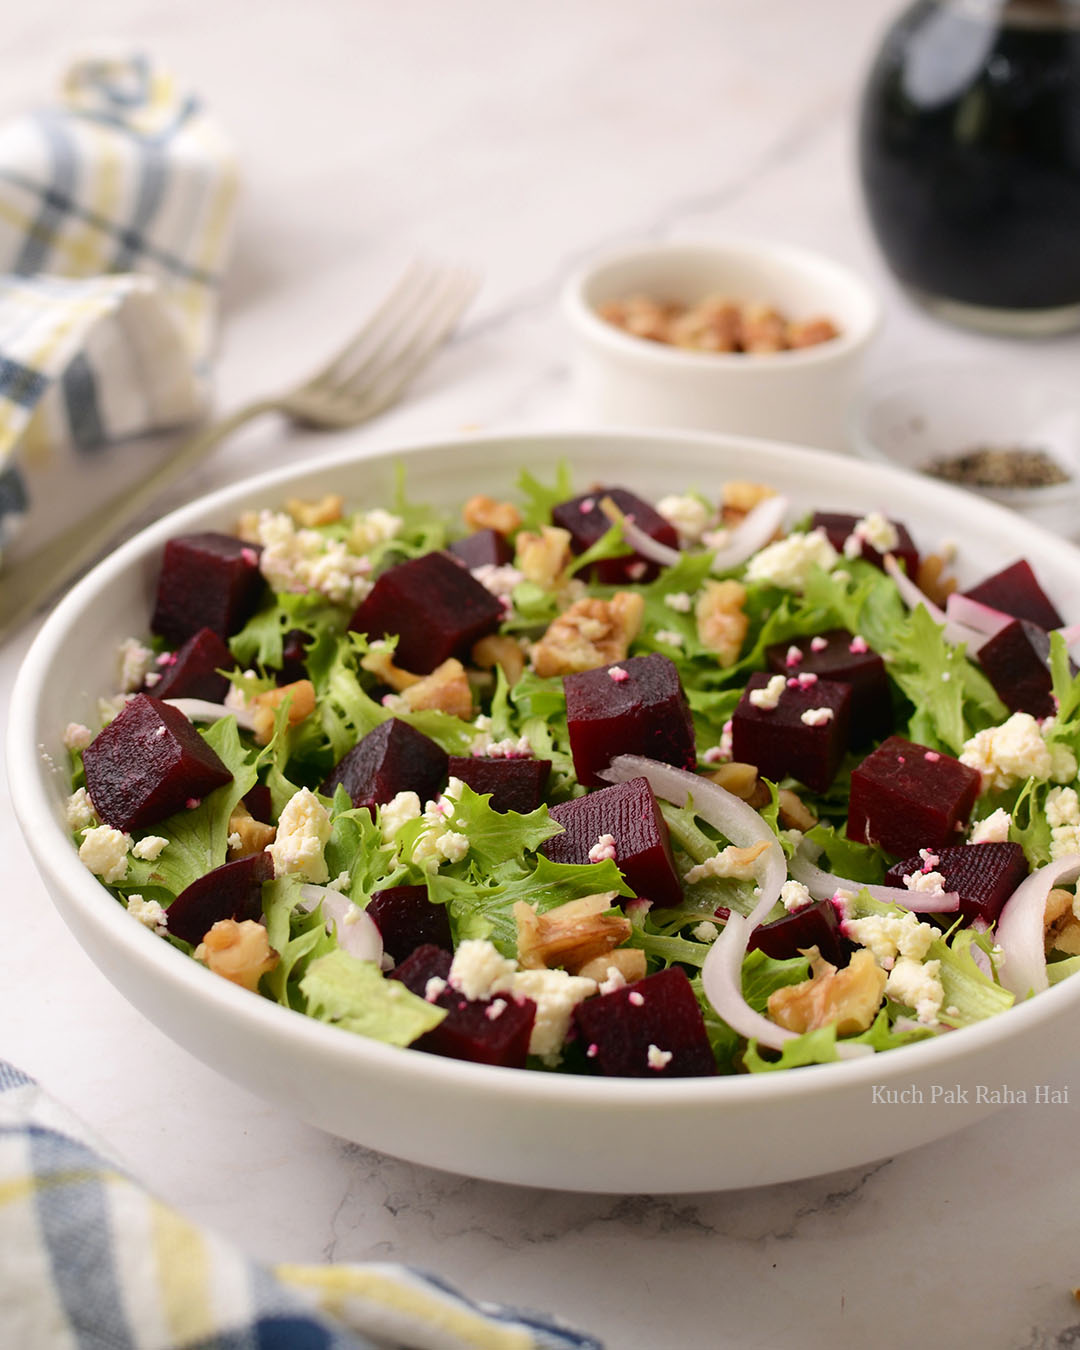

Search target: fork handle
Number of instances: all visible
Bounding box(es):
[0,396,280,644]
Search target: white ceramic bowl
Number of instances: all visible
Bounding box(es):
[562,239,880,451]
[851,360,1080,538]
[10,428,1080,1194]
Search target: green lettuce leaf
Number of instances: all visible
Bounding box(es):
[299,949,445,1045]
[444,780,563,868]
[743,1009,934,1072]
[516,460,574,531]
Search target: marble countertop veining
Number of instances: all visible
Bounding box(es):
[4,2,1080,1347]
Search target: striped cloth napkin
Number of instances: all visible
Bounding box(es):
[0,53,238,569]
[1,1061,601,1349]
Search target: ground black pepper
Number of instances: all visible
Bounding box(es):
[922,446,1070,489]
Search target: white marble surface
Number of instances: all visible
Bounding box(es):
[5,3,1080,1346]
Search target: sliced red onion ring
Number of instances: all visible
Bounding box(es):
[789,844,960,914]
[298,884,385,965]
[617,511,683,568]
[701,913,795,1051]
[883,554,986,652]
[164,698,256,731]
[995,854,1080,997]
[945,592,1013,639]
[709,494,789,574]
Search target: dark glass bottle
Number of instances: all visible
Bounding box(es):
[859,0,1080,334]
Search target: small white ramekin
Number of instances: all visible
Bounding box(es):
[562,238,881,451]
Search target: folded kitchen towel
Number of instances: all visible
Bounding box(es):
[0,1061,602,1350]
[0,52,239,568]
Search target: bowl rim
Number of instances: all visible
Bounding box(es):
[11,424,1080,1111]
[561,236,882,373]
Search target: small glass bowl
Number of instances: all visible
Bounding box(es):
[849,361,1080,537]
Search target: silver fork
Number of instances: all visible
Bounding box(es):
[0,260,478,642]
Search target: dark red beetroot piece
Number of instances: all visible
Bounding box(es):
[884,842,1029,925]
[348,551,502,674]
[147,627,235,703]
[766,628,891,745]
[276,628,313,685]
[322,718,447,812]
[166,851,274,945]
[977,620,1068,720]
[83,695,234,832]
[572,967,716,1077]
[543,775,682,907]
[390,945,536,1068]
[747,899,851,967]
[847,735,980,858]
[447,755,551,814]
[242,784,274,823]
[563,653,696,788]
[811,511,918,577]
[961,559,1063,631]
[731,673,853,794]
[551,486,679,584]
[448,529,513,569]
[367,886,452,964]
[151,533,265,645]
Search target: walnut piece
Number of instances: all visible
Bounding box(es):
[777,788,818,833]
[250,679,317,746]
[361,647,423,691]
[196,919,279,992]
[704,761,770,810]
[531,592,644,678]
[916,553,958,609]
[695,579,749,667]
[515,892,632,974]
[463,494,522,536]
[768,948,887,1036]
[471,633,526,686]
[285,493,344,527]
[786,317,841,348]
[721,481,777,524]
[669,295,740,352]
[1045,887,1080,956]
[739,303,787,354]
[226,803,276,859]
[396,658,474,719]
[575,948,648,984]
[515,525,573,589]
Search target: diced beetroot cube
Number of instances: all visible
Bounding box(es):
[242,784,273,823]
[884,842,1029,925]
[277,629,312,685]
[367,886,452,964]
[348,551,502,674]
[83,695,233,832]
[747,899,851,967]
[543,776,682,907]
[151,533,265,644]
[390,945,536,1068]
[572,967,716,1077]
[731,673,852,793]
[166,852,273,945]
[448,529,513,569]
[766,628,891,745]
[961,559,1063,631]
[811,511,918,577]
[977,620,1067,720]
[563,653,696,788]
[321,718,447,811]
[447,755,551,814]
[847,735,980,858]
[551,486,679,584]
[147,627,235,703]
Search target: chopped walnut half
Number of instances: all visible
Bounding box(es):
[598,295,677,342]
[396,658,474,719]
[669,295,740,352]
[916,553,958,609]
[361,647,423,691]
[768,948,887,1036]
[227,803,276,859]
[1045,887,1080,956]
[471,633,526,686]
[777,788,818,833]
[196,919,279,992]
[285,493,344,527]
[786,317,841,349]
[250,679,317,746]
[463,494,522,536]
[531,592,644,678]
[515,525,572,589]
[575,948,648,984]
[721,481,776,524]
[515,892,632,974]
[695,580,748,667]
[704,762,770,810]
[739,304,787,354]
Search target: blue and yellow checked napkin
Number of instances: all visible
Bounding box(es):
[0,53,238,569]
[1,1061,600,1349]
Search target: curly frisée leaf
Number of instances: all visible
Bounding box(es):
[299,949,445,1045]
[743,1009,934,1073]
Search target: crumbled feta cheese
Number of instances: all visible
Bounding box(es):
[653,628,685,648]
[131,835,168,862]
[588,833,618,863]
[227,831,243,851]
[702,745,727,764]
[657,494,709,544]
[79,826,133,884]
[435,831,469,863]
[846,910,936,968]
[628,990,645,1007]
[685,842,766,884]
[598,964,629,994]
[663,591,693,614]
[471,563,525,601]
[969,808,1012,845]
[608,666,629,682]
[117,638,155,693]
[701,526,731,552]
[379,791,422,842]
[692,920,720,943]
[810,635,829,652]
[481,735,533,760]
[126,893,168,933]
[749,674,786,710]
[849,635,869,654]
[266,787,332,882]
[1047,786,1080,828]
[247,510,372,606]
[961,712,1077,792]
[785,645,803,668]
[424,976,447,1002]
[486,998,508,1021]
[885,955,944,1025]
[646,1044,674,1071]
[800,706,834,727]
[350,508,404,553]
[842,512,899,560]
[448,939,516,1001]
[511,967,597,1058]
[65,787,98,832]
[326,871,352,893]
[63,723,93,752]
[780,880,812,912]
[903,870,947,896]
[744,528,838,591]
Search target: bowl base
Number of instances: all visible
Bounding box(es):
[908,289,1080,338]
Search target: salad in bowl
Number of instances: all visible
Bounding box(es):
[59,452,1080,1082]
